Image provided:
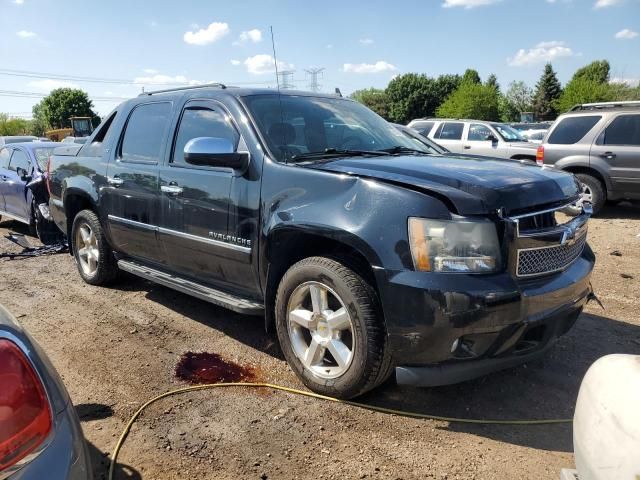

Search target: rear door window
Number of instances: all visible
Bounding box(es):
[119,102,172,164]
[0,148,11,169]
[436,122,464,140]
[602,114,640,146]
[548,116,601,145]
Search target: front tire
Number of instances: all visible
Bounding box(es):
[275,256,392,399]
[71,209,118,285]
[575,174,605,215]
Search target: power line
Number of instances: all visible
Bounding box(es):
[277,70,296,89]
[0,90,131,101]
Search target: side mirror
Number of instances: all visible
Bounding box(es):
[485,134,498,143]
[16,167,32,182]
[184,137,249,170]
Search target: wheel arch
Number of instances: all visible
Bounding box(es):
[263,227,383,333]
[63,189,98,250]
[560,166,609,195]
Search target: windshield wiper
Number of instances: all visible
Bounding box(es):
[378,145,431,155]
[290,148,389,162]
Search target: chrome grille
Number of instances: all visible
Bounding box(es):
[516,230,587,277]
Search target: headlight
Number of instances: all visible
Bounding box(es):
[408,217,501,273]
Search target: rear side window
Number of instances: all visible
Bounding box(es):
[81,111,117,157]
[412,121,434,136]
[119,102,171,163]
[172,106,239,166]
[548,116,601,145]
[8,149,30,172]
[435,122,464,140]
[602,114,640,146]
[0,148,10,169]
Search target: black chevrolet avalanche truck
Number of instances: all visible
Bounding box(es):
[48,85,595,399]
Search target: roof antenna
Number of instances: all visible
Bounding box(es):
[270,25,287,163]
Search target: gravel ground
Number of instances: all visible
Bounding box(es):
[1,202,639,480]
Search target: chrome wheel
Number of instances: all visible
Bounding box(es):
[75,223,99,276]
[286,281,355,379]
[577,183,593,207]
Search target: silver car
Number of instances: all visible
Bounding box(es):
[408,119,538,161]
[0,304,91,479]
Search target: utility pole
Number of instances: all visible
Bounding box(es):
[277,70,295,89]
[305,67,325,93]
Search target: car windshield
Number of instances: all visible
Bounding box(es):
[33,147,56,171]
[493,124,527,142]
[242,94,417,162]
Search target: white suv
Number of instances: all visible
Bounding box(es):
[407,119,538,162]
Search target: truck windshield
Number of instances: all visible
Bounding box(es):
[242,94,417,162]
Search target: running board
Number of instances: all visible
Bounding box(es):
[117,259,264,316]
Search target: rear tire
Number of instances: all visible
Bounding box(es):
[275,256,392,399]
[575,174,605,215]
[71,209,119,285]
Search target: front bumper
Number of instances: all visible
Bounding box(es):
[377,244,594,387]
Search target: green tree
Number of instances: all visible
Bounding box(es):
[554,78,614,113]
[572,60,610,84]
[31,88,98,130]
[485,74,500,93]
[462,68,481,85]
[350,88,391,119]
[0,114,32,135]
[385,73,460,123]
[532,63,562,120]
[436,82,500,121]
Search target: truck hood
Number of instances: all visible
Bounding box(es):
[307,154,580,215]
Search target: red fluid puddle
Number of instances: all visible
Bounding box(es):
[175,352,256,385]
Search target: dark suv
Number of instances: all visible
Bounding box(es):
[48,85,595,398]
[537,101,640,214]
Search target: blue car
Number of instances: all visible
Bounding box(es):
[0,142,61,242]
[0,304,92,479]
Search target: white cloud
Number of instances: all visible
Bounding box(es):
[442,0,501,8]
[133,74,201,86]
[508,41,573,66]
[13,0,24,5]
[29,79,79,90]
[244,54,293,75]
[359,38,374,45]
[143,68,158,74]
[343,61,397,74]
[326,44,333,49]
[594,0,622,7]
[238,29,262,43]
[610,77,640,86]
[230,59,241,66]
[183,22,230,45]
[16,30,36,38]
[615,28,638,39]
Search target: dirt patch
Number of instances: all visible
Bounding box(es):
[175,352,257,384]
[0,202,639,480]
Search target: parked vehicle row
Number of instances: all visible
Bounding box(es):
[407,118,538,161]
[537,101,640,214]
[46,85,595,399]
[0,141,61,243]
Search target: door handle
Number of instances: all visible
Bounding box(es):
[107,176,124,187]
[600,151,616,160]
[463,146,471,150]
[161,184,183,195]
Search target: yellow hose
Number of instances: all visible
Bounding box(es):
[108,382,573,480]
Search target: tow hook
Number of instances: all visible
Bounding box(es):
[586,284,604,310]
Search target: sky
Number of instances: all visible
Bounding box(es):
[1,0,639,117]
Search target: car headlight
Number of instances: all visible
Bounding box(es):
[408,217,502,273]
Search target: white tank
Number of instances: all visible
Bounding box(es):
[572,354,640,480]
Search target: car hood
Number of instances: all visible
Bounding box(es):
[306,154,580,215]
